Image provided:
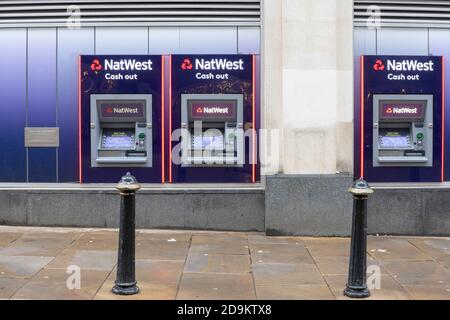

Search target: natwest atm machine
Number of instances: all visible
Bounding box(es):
[169,55,259,183]
[357,55,444,182]
[79,55,163,183]
[181,94,244,167]
[90,94,152,167]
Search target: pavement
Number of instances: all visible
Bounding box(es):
[0,226,450,300]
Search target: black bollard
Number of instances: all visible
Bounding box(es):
[112,172,141,295]
[343,178,373,298]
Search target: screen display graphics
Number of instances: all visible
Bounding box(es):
[192,135,224,150]
[189,100,237,122]
[379,101,426,121]
[101,129,135,149]
[378,129,411,149]
[99,101,145,119]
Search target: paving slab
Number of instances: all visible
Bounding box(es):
[304,238,350,258]
[314,255,385,275]
[247,235,303,245]
[368,238,431,261]
[381,260,450,286]
[253,263,326,286]
[45,249,117,271]
[177,273,255,300]
[190,234,249,255]
[136,232,191,242]
[95,279,178,300]
[0,232,24,247]
[107,260,184,284]
[250,243,314,264]
[404,285,450,300]
[0,255,53,279]
[12,268,110,300]
[255,285,334,300]
[0,277,27,299]
[136,239,189,261]
[68,235,118,251]
[325,274,413,300]
[184,253,251,274]
[0,237,75,257]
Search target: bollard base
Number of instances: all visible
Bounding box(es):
[343,284,370,298]
[112,282,140,296]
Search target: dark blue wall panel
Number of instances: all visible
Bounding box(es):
[0,29,27,182]
[429,29,450,181]
[27,28,57,182]
[57,28,94,182]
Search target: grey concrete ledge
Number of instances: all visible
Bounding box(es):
[0,186,265,232]
[265,174,353,237]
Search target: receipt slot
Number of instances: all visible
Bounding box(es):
[90,94,152,167]
[373,95,433,167]
[181,94,244,167]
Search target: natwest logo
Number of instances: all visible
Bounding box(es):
[373,59,385,71]
[386,59,434,72]
[202,106,230,114]
[104,59,153,71]
[390,107,418,114]
[111,107,140,114]
[90,59,102,71]
[181,59,193,70]
[194,58,244,71]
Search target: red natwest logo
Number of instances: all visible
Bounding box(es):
[106,107,113,113]
[90,59,102,71]
[196,107,203,113]
[386,107,393,113]
[373,59,385,71]
[181,58,193,70]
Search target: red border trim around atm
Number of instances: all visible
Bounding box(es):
[78,55,82,183]
[442,56,445,182]
[360,55,365,179]
[161,56,165,183]
[168,55,173,183]
[252,54,256,183]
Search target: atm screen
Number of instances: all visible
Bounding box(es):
[193,135,224,150]
[379,129,411,149]
[101,129,135,149]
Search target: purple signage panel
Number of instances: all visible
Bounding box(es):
[80,55,163,183]
[170,54,259,183]
[357,55,444,182]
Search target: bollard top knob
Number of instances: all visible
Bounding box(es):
[116,172,141,193]
[348,178,373,196]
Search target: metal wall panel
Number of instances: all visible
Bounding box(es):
[353,27,377,56]
[95,27,149,54]
[0,28,27,182]
[237,26,260,54]
[27,28,57,182]
[376,28,429,55]
[57,28,94,182]
[179,27,238,53]
[149,27,180,54]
